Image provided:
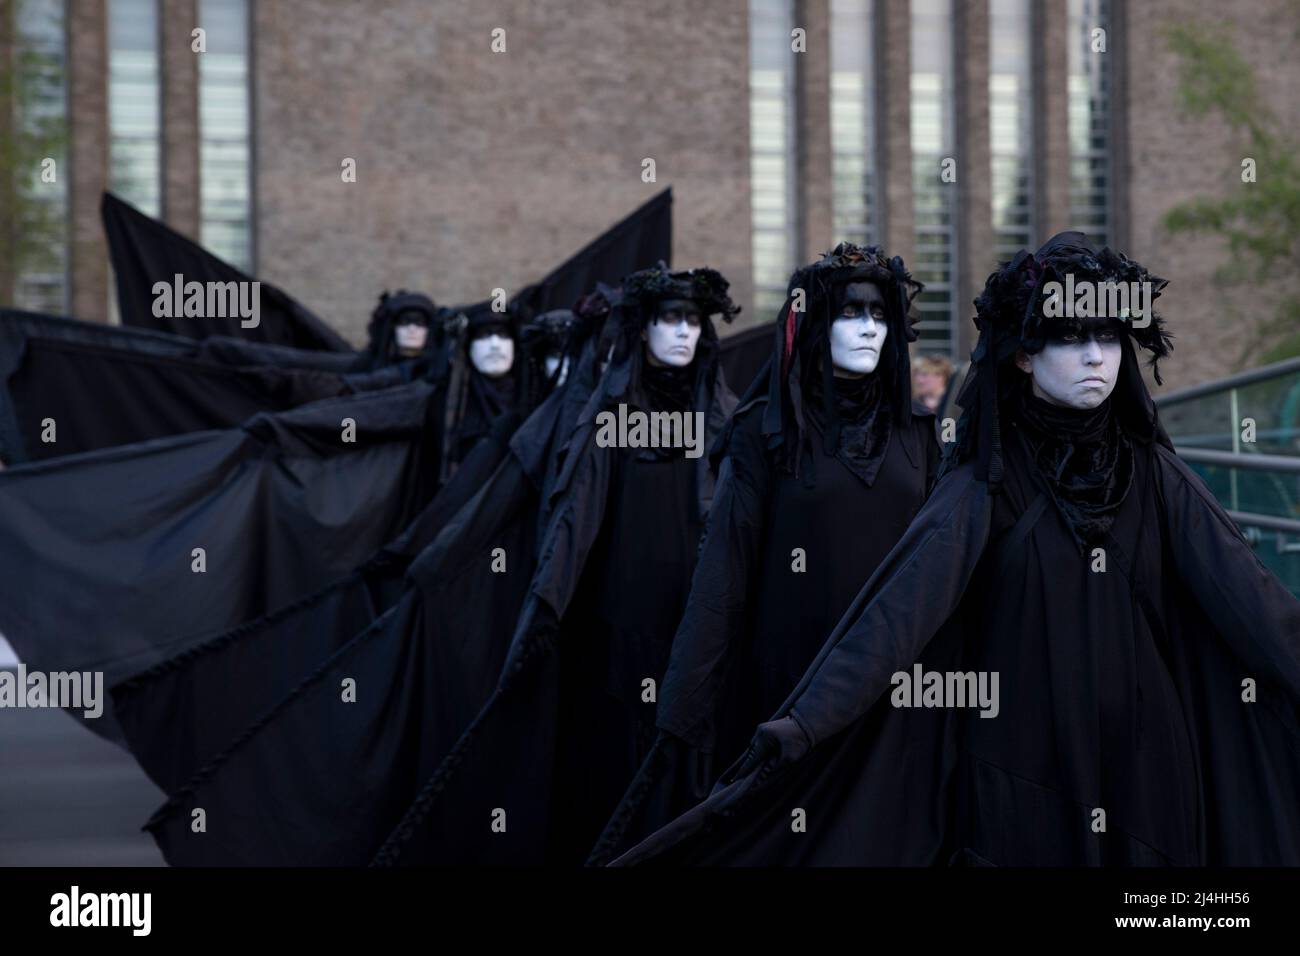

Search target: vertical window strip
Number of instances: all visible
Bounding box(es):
[910,0,957,356]
[108,0,162,217]
[11,0,68,313]
[989,0,1034,262]
[1067,0,1110,248]
[199,0,251,270]
[749,0,798,321]
[830,0,876,248]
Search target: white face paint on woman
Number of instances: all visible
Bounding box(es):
[469,331,514,377]
[642,298,703,368]
[394,322,428,353]
[829,281,888,378]
[1015,325,1122,409]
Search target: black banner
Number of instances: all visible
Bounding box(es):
[0,309,398,465]
[102,192,353,351]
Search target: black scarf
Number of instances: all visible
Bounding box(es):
[630,362,698,462]
[1011,386,1134,550]
[804,369,892,487]
[640,362,694,415]
[471,368,517,420]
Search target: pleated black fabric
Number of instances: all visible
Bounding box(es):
[129,341,606,864]
[111,409,522,796]
[613,435,1300,866]
[0,308,418,464]
[0,381,442,740]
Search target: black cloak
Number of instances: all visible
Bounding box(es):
[591,243,940,864]
[0,380,443,740]
[111,407,523,797]
[0,308,415,465]
[443,304,523,471]
[368,265,741,866]
[122,302,614,864]
[613,234,1300,867]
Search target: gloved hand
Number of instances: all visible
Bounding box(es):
[729,715,812,781]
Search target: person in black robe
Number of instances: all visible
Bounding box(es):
[444,304,522,471]
[114,289,617,864]
[519,308,579,399]
[613,232,1300,867]
[362,290,446,371]
[369,264,740,866]
[590,243,939,864]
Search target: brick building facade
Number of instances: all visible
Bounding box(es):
[3,0,1298,391]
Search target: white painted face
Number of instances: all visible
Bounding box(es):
[643,298,703,368]
[829,281,888,377]
[394,322,428,353]
[1016,326,1123,409]
[470,332,514,377]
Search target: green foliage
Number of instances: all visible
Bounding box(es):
[1162,21,1300,366]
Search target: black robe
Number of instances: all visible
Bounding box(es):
[0,308,416,465]
[0,380,442,739]
[111,408,522,796]
[367,349,737,866]
[127,341,606,864]
[450,368,518,467]
[613,428,1300,866]
[589,392,938,863]
[550,424,706,861]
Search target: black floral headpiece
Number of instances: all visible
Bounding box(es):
[787,242,923,325]
[772,242,924,431]
[974,231,1172,382]
[947,231,1176,491]
[620,262,742,324]
[518,309,576,352]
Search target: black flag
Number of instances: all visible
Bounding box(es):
[102,192,353,351]
[511,189,672,316]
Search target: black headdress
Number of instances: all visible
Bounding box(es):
[517,308,579,410]
[757,242,924,485]
[946,231,1174,492]
[608,262,740,410]
[459,299,522,339]
[366,290,441,364]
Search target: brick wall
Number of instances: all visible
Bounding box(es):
[251,0,753,344]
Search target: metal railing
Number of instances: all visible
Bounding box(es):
[1158,357,1300,591]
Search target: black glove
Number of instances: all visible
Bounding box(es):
[728,715,812,782]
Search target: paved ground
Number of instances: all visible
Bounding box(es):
[0,655,165,867]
